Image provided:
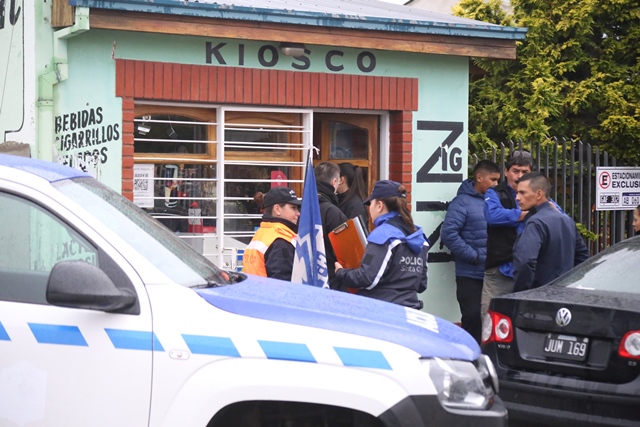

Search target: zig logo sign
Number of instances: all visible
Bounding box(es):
[416,121,464,183]
[415,120,464,263]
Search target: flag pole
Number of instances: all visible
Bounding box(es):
[291,145,329,288]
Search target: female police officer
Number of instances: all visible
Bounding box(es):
[334,180,429,309]
[243,187,301,281]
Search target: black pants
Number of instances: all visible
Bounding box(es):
[455,276,483,345]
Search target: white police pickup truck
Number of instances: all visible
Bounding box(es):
[0,154,505,427]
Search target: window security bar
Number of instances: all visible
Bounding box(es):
[222,160,306,167]
[134,138,215,145]
[223,141,306,150]
[132,157,217,163]
[222,179,303,184]
[134,118,218,126]
[225,123,305,130]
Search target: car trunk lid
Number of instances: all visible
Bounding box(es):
[491,286,640,383]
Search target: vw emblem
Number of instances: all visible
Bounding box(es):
[555,308,572,327]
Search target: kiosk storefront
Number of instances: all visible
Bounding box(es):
[3,0,526,320]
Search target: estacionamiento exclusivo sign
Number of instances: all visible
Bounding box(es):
[596,167,640,211]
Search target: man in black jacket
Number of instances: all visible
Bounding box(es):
[314,162,348,289]
[512,173,589,291]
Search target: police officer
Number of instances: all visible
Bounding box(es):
[334,180,429,309]
[243,187,301,280]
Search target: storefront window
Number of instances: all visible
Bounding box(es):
[134,114,211,155]
[224,125,291,153]
[224,164,294,243]
[133,105,308,268]
[133,106,217,239]
[150,163,217,233]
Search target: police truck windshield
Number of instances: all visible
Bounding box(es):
[54,177,231,287]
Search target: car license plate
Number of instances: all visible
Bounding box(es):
[543,334,589,361]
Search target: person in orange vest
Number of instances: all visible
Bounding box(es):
[242,187,301,280]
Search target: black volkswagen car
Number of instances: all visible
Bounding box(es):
[483,236,640,426]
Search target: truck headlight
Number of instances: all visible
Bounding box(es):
[425,357,494,410]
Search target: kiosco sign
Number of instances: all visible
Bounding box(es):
[596,167,640,210]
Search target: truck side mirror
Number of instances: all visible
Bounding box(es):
[46,260,137,313]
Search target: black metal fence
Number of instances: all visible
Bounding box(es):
[471,139,636,255]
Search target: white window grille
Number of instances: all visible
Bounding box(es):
[133,104,313,270]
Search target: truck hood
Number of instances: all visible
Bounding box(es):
[195,275,479,361]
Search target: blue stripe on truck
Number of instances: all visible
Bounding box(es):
[29,323,88,346]
[105,328,164,351]
[182,334,240,357]
[8,321,394,370]
[259,340,316,363]
[334,347,392,370]
[0,321,10,341]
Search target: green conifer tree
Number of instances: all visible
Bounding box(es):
[454,0,640,165]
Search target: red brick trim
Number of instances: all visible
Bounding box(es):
[116,59,418,203]
[115,59,418,111]
[389,111,413,206]
[121,97,135,201]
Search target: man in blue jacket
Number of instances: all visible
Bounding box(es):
[481,151,533,322]
[512,173,589,291]
[442,160,500,344]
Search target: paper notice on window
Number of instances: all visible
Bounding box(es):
[134,164,154,208]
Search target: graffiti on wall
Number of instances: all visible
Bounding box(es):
[0,0,24,140]
[54,106,120,177]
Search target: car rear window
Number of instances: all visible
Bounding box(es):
[554,238,640,294]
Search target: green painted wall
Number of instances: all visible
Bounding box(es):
[0,0,26,143]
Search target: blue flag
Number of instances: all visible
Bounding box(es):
[291,153,329,288]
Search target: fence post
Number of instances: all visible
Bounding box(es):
[603,150,609,251]
[535,140,541,174]
[577,140,583,226]
[586,142,592,246]
[561,139,567,212]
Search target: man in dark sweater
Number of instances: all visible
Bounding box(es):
[314,162,348,289]
[512,173,589,291]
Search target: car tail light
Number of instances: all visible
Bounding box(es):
[482,310,513,344]
[618,331,640,359]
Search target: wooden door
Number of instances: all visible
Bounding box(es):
[313,114,379,194]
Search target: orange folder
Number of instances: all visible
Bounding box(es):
[329,217,368,269]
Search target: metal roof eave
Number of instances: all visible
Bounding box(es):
[69,0,528,40]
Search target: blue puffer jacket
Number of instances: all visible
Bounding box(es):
[441,179,487,280]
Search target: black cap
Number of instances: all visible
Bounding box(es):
[363,180,405,205]
[263,187,302,208]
